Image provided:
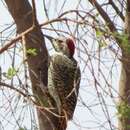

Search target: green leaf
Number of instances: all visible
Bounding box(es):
[112,32,129,46]
[112,32,130,53]
[96,30,103,38]
[121,34,129,45]
[127,125,130,129]
[18,128,25,130]
[6,67,17,79]
[27,48,37,56]
[18,127,27,130]
[117,102,130,119]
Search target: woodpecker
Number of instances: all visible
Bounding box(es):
[48,37,81,122]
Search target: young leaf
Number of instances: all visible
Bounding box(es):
[27,48,37,56]
[18,127,27,130]
[6,67,17,79]
[96,30,103,38]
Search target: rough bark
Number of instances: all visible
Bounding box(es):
[4,0,59,130]
[118,0,130,130]
[119,61,130,130]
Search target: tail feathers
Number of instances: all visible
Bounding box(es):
[56,110,68,130]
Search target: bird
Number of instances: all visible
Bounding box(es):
[48,37,81,129]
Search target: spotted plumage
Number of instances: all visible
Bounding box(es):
[48,37,81,128]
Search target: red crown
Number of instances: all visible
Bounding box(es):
[66,38,75,57]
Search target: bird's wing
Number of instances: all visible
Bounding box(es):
[64,60,81,120]
[74,64,81,96]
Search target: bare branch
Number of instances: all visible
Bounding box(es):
[0,26,34,54]
[0,17,84,54]
[32,0,37,26]
[109,0,125,21]
[88,0,117,33]
[0,82,28,98]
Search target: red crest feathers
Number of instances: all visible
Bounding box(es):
[66,38,75,57]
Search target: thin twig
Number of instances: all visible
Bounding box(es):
[109,0,125,21]
[0,17,83,54]
[0,26,34,54]
[88,0,117,33]
[0,82,27,97]
[32,0,37,26]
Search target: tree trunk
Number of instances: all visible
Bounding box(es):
[4,0,60,130]
[119,60,130,130]
[118,1,130,130]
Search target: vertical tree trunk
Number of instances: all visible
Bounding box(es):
[119,0,130,130]
[4,0,59,130]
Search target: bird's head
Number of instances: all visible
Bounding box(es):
[53,37,75,58]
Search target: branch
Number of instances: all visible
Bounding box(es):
[0,18,65,54]
[0,82,28,98]
[0,17,82,54]
[109,0,125,21]
[32,0,37,26]
[88,0,117,33]
[0,26,34,54]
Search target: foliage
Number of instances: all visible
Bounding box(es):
[117,101,130,119]
[113,32,130,53]
[18,127,27,130]
[6,67,17,79]
[26,48,37,56]
[96,29,107,48]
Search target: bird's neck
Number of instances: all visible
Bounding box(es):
[57,51,73,59]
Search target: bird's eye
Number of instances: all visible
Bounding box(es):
[58,40,63,43]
